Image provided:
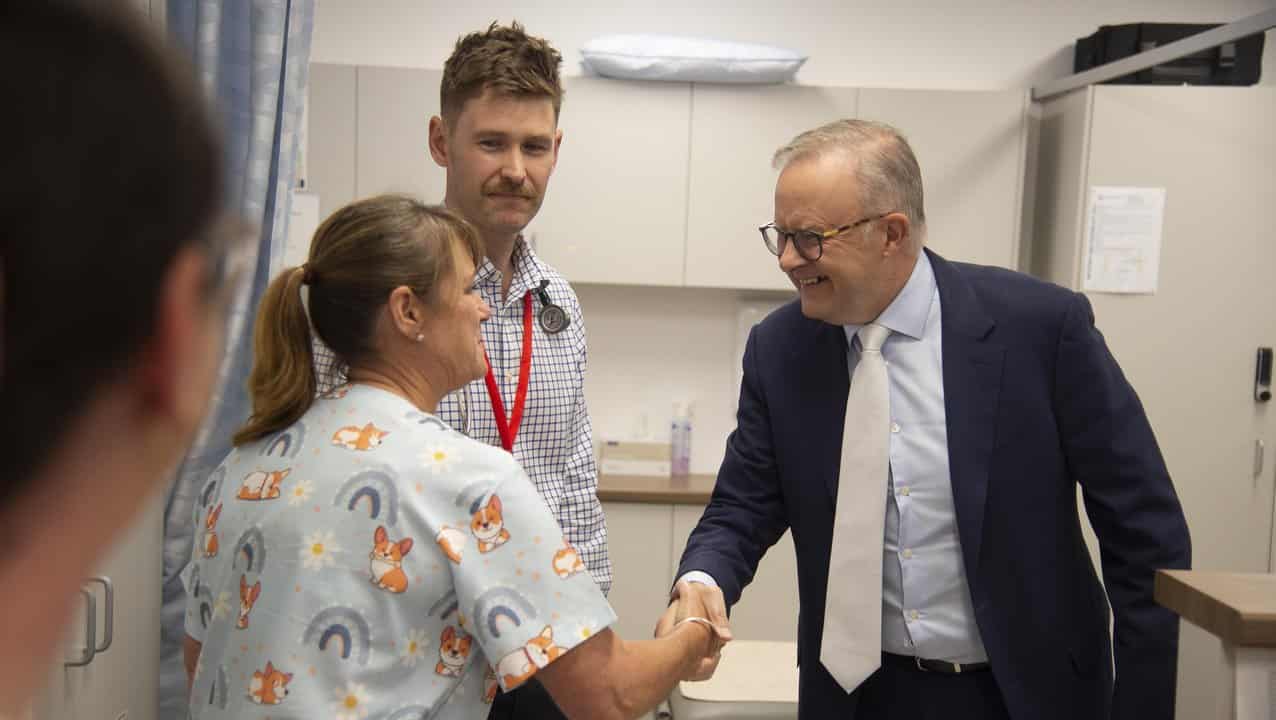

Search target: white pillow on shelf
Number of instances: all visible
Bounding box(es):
[580,34,807,84]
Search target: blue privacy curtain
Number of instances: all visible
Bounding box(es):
[159,2,314,716]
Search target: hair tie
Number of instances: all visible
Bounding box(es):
[299,263,315,285]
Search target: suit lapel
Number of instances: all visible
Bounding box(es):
[930,250,1004,594]
[787,318,850,505]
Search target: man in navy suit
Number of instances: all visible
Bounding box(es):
[660,119,1190,719]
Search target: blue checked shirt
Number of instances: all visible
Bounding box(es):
[314,239,612,595]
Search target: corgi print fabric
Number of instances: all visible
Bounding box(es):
[183,384,615,719]
[331,421,389,450]
[247,661,292,705]
[236,469,289,501]
[369,525,413,593]
[470,494,511,553]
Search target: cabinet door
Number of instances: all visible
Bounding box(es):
[671,506,798,642]
[355,66,446,202]
[685,84,859,291]
[602,503,675,641]
[531,78,691,286]
[35,492,164,720]
[856,89,1027,269]
[306,63,357,220]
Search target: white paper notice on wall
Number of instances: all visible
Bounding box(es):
[1082,186,1166,294]
[282,190,320,272]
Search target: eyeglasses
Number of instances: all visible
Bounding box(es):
[759,213,891,262]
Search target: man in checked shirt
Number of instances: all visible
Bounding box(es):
[317,22,611,720]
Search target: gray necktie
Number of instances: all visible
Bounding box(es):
[820,322,892,693]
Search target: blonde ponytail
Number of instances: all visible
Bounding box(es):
[232,266,315,445]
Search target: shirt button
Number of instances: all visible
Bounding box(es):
[898,487,911,497]
[902,549,914,559]
[891,422,901,433]
[908,610,921,621]
[505,369,517,382]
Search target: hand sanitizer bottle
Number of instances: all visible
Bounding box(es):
[670,401,694,478]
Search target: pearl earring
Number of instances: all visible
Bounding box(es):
[416,333,425,342]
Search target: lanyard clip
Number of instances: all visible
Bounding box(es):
[534,279,552,307]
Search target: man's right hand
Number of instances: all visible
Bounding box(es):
[655,580,732,681]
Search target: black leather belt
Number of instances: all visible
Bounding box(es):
[883,652,991,674]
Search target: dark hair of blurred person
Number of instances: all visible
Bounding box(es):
[0,1,237,713]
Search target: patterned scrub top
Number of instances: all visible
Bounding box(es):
[183,384,617,720]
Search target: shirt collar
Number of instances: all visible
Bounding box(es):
[843,251,936,346]
[473,235,544,301]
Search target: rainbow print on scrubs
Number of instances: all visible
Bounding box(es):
[232,527,267,574]
[472,586,539,645]
[260,421,306,459]
[334,468,401,525]
[302,606,372,665]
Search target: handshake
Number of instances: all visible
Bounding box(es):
[653,580,734,681]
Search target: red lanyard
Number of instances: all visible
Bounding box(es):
[483,291,533,452]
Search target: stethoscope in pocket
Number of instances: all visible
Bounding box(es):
[456,279,569,439]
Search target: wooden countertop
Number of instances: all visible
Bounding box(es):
[597,473,717,505]
[1154,570,1276,647]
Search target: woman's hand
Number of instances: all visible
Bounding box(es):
[656,580,732,681]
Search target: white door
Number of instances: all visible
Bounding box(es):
[1072,85,1276,720]
[34,492,163,720]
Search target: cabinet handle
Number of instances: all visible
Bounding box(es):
[64,589,96,667]
[86,576,114,653]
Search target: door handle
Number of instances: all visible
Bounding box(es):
[1256,347,1272,402]
[64,589,96,667]
[86,576,114,653]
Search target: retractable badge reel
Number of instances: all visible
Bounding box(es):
[534,279,570,334]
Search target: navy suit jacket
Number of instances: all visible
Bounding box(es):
[677,250,1191,720]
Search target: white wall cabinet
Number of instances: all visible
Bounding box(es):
[684,84,860,291]
[306,62,356,220]
[601,502,677,642]
[309,63,1029,289]
[35,493,164,720]
[532,77,691,286]
[355,66,446,204]
[601,500,800,645]
[857,89,1027,269]
[683,85,1028,289]
[671,506,800,643]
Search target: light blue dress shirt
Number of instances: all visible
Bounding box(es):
[842,252,987,663]
[682,252,986,664]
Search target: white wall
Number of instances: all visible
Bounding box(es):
[576,285,790,474]
[313,0,1276,89]
[311,1,1276,472]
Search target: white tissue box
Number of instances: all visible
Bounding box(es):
[599,440,671,477]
